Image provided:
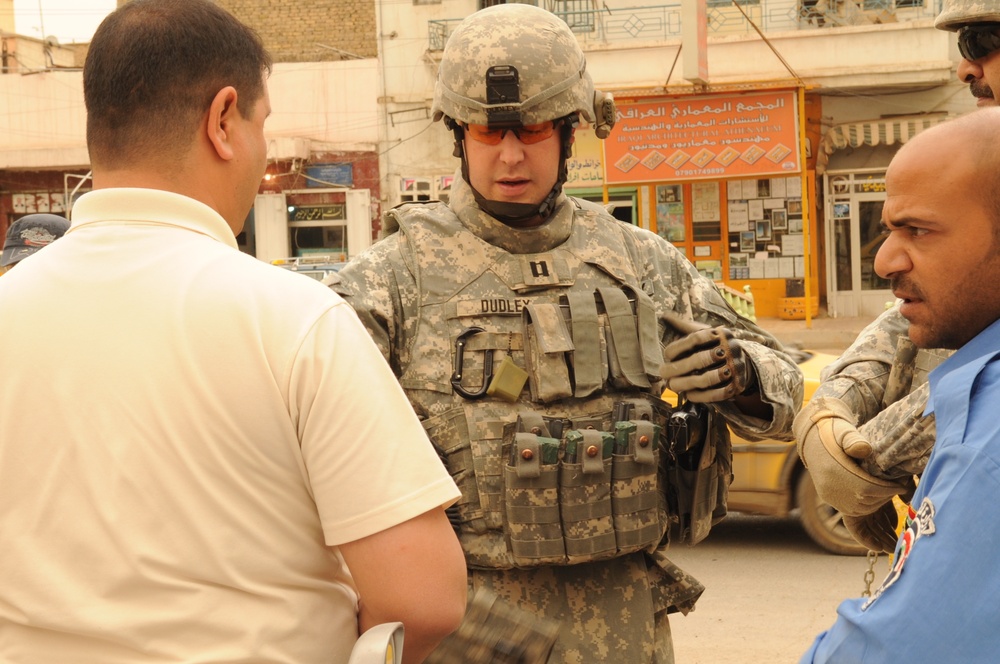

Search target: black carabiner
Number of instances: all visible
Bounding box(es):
[451,326,495,400]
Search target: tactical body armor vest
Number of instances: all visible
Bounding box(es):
[386,198,725,570]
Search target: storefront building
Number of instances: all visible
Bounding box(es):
[564,88,824,318]
[0,60,382,268]
[377,0,971,320]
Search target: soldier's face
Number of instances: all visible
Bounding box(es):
[463,126,561,211]
[957,24,1000,108]
[957,50,1000,107]
[875,134,1000,349]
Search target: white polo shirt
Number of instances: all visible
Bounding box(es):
[0,188,459,663]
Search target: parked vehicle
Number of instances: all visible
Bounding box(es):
[726,347,866,555]
[271,256,347,282]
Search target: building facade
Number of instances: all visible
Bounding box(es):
[0,0,976,316]
[375,0,973,318]
[0,0,382,266]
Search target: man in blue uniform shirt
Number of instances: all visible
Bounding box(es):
[802,108,1000,662]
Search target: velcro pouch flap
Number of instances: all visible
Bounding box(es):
[566,291,603,398]
[514,432,541,479]
[580,429,610,475]
[633,419,657,465]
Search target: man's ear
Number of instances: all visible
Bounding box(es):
[206,86,240,161]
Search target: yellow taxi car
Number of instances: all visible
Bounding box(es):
[726,347,865,555]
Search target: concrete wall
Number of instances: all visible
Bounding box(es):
[374,0,966,208]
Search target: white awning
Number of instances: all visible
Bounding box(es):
[817,113,950,174]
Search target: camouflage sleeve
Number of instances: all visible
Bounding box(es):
[327,233,417,376]
[856,382,935,480]
[811,305,909,425]
[627,225,804,441]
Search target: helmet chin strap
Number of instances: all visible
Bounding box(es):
[448,117,576,226]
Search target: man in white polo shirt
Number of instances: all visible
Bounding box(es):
[0,2,466,663]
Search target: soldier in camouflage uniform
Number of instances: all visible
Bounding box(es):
[795,0,1000,554]
[330,5,803,662]
[794,305,950,552]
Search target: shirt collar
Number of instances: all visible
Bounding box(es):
[926,317,1000,416]
[69,188,239,250]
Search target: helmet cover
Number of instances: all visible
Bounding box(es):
[935,0,1000,31]
[432,4,600,128]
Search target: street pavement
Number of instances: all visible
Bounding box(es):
[755,312,878,356]
[669,513,883,664]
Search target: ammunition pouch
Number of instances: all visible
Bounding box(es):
[425,395,729,569]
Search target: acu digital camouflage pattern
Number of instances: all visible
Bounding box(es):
[424,587,560,664]
[807,305,950,479]
[935,0,1000,30]
[332,174,802,662]
[431,3,598,128]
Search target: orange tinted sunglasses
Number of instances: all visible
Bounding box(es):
[463,121,557,145]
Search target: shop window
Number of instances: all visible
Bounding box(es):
[479,0,537,7]
[399,177,433,203]
[437,175,454,205]
[655,184,685,243]
[287,203,348,260]
[692,181,721,242]
[399,175,453,205]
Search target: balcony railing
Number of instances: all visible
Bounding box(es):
[428,0,941,50]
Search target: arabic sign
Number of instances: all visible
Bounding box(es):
[604,90,800,184]
[306,163,353,188]
[567,124,604,187]
[289,204,346,222]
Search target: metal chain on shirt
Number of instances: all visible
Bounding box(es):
[862,550,878,598]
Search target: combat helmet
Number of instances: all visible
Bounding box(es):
[935,0,1000,31]
[432,3,614,136]
[431,3,615,223]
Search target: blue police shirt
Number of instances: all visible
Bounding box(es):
[801,317,1000,663]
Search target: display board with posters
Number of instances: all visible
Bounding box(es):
[727,175,804,280]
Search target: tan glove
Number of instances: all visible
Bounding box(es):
[843,501,901,554]
[661,324,757,403]
[794,396,913,517]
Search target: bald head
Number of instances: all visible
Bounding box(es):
[891,108,1000,240]
[878,107,1000,348]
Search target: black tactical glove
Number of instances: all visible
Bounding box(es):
[661,324,757,403]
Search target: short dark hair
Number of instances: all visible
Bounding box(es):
[84,0,273,168]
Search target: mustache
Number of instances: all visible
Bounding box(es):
[970,80,995,100]
[890,276,925,301]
